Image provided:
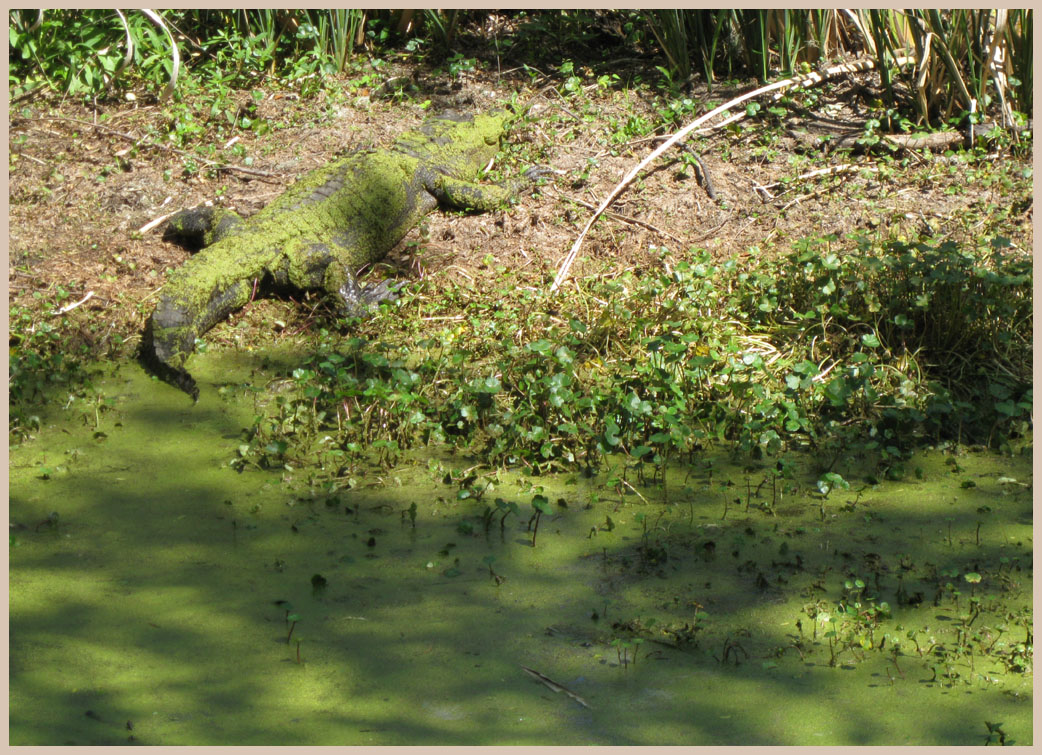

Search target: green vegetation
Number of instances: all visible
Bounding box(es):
[232,234,1030,488]
[645,9,1032,119]
[8,8,1032,746]
[9,292,94,429]
[10,9,1030,116]
[10,11,1031,440]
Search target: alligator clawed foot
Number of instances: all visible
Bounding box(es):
[338,279,404,317]
[360,279,404,307]
[523,165,557,182]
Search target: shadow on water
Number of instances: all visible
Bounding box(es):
[9,354,1034,745]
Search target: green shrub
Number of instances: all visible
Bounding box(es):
[233,233,1030,487]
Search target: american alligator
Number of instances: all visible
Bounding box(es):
[143,109,544,399]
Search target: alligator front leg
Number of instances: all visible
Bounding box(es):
[429,165,553,212]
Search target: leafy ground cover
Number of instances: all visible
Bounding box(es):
[8,14,1033,746]
[232,234,1030,487]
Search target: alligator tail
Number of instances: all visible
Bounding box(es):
[143,277,254,401]
[140,318,200,401]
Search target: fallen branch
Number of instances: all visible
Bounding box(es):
[618,110,747,150]
[693,214,734,243]
[754,164,876,200]
[619,476,650,505]
[520,665,591,709]
[604,137,718,199]
[10,83,46,105]
[14,151,46,166]
[138,210,178,235]
[888,120,1031,151]
[551,56,913,292]
[788,120,1031,157]
[555,190,684,244]
[779,182,852,213]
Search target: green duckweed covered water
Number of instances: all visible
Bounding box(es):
[9,353,1033,745]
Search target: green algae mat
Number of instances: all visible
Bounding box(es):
[10,355,1033,745]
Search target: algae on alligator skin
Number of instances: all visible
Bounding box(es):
[147,110,534,398]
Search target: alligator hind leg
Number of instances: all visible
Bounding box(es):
[284,242,402,318]
[163,206,244,250]
[311,254,401,317]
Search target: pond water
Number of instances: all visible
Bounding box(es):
[9,352,1033,745]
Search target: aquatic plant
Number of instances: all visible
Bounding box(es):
[528,494,552,547]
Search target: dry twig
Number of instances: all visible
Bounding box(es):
[555,190,684,244]
[551,56,913,292]
[754,164,876,200]
[51,291,95,316]
[520,665,591,709]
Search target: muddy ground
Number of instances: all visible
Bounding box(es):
[8,54,1033,374]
